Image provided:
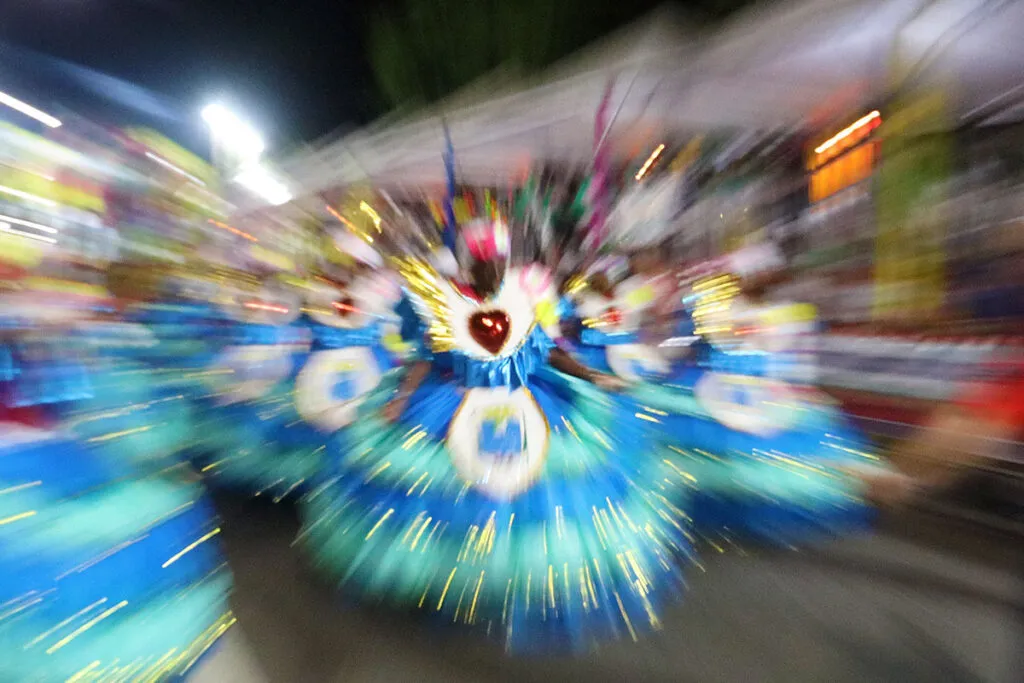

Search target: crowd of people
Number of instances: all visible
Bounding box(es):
[2,136,1015,680]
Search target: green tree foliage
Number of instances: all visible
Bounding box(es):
[368,0,757,109]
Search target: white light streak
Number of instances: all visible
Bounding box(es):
[202,104,265,159]
[0,91,61,128]
[145,152,206,186]
[0,184,57,208]
[0,213,58,234]
[234,164,291,206]
[1,223,57,244]
[815,111,881,154]
[635,144,666,181]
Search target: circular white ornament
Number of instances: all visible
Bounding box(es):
[295,347,383,431]
[446,387,549,500]
[694,372,801,437]
[606,343,670,382]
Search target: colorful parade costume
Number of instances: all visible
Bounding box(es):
[186,279,319,500]
[2,277,200,472]
[0,283,233,681]
[626,272,881,545]
[294,273,406,433]
[126,299,230,401]
[567,267,678,383]
[0,425,234,682]
[575,162,881,547]
[298,257,691,651]
[190,245,406,500]
[63,317,203,472]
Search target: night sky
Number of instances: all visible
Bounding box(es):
[0,0,700,155]
[0,0,375,154]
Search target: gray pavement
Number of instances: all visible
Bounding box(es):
[196,496,1023,683]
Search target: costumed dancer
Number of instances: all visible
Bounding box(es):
[187,267,316,500]
[634,244,889,544]
[0,242,234,681]
[298,215,693,651]
[60,263,211,472]
[565,253,678,383]
[115,263,233,405]
[294,230,408,436]
[571,161,886,544]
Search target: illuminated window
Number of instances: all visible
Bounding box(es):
[808,113,882,203]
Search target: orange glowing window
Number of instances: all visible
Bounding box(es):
[808,113,881,203]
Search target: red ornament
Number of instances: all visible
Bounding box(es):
[468,310,511,354]
[333,297,356,318]
[604,307,623,326]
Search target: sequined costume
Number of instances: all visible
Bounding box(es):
[581,271,880,545]
[0,302,233,680]
[186,287,317,500]
[191,273,406,500]
[567,271,676,383]
[126,300,230,402]
[0,426,234,681]
[2,280,200,471]
[293,274,407,434]
[60,318,201,471]
[298,260,691,651]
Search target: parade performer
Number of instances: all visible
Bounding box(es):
[294,230,407,434]
[632,247,885,544]
[116,264,232,404]
[298,217,692,651]
[187,270,316,500]
[0,425,234,682]
[0,248,234,681]
[567,253,678,383]
[572,190,883,544]
[2,259,200,472]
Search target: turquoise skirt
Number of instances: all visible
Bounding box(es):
[298,367,692,651]
[0,431,233,681]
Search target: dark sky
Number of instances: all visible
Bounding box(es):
[0,0,706,155]
[0,0,376,153]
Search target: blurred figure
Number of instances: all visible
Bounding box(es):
[877,351,1024,506]
[298,216,692,652]
[0,242,233,682]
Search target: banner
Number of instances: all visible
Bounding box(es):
[873,57,951,322]
[124,127,216,188]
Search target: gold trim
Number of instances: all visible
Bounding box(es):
[393,256,456,353]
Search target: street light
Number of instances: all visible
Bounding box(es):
[234,164,292,206]
[201,103,265,161]
[202,102,290,205]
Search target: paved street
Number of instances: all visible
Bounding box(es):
[195,496,1023,683]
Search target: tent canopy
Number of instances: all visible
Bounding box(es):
[242,0,1024,215]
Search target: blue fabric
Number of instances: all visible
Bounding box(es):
[579,327,639,346]
[232,323,306,346]
[396,292,428,357]
[556,296,576,320]
[562,299,876,547]
[0,497,220,609]
[704,348,771,377]
[299,279,878,652]
[298,278,697,651]
[0,434,230,680]
[2,340,93,408]
[309,320,385,350]
[188,311,401,498]
[448,325,556,389]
